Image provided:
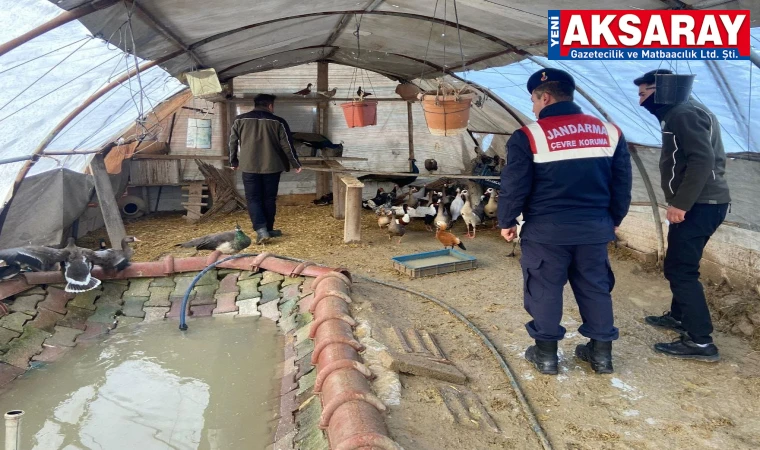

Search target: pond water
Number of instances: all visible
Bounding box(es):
[0,316,281,450]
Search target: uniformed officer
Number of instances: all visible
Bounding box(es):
[499,68,633,375]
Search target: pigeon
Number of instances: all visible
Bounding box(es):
[357,87,373,98]
[293,83,313,96]
[317,87,337,98]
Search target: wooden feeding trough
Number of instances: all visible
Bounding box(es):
[392,249,477,278]
[420,84,475,137]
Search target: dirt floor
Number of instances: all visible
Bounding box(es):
[79,203,760,450]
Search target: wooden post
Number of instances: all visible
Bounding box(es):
[407,101,415,165]
[90,154,126,247]
[316,61,330,137]
[325,160,346,219]
[220,100,230,158]
[341,175,364,243]
[315,63,330,201]
[316,161,331,199]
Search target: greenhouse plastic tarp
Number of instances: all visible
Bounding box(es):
[463,27,760,153]
[0,0,184,211]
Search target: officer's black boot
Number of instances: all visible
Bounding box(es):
[575,340,613,374]
[525,340,558,375]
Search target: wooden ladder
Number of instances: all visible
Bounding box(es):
[181,182,208,222]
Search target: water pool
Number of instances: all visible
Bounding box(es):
[0,316,281,450]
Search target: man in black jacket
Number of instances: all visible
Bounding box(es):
[635,69,731,361]
[229,94,302,244]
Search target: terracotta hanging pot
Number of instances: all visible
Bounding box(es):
[340,100,378,128]
[420,89,475,137]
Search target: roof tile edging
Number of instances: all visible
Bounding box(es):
[309,273,402,450]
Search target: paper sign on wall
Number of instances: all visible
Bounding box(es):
[187,118,212,149]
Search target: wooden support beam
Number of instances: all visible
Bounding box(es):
[317,61,329,135]
[90,154,126,247]
[132,154,227,160]
[326,160,347,219]
[302,166,500,180]
[316,161,332,199]
[230,97,407,103]
[342,175,364,243]
[407,101,415,163]
[0,0,120,58]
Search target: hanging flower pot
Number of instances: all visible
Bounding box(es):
[420,85,475,137]
[340,100,378,128]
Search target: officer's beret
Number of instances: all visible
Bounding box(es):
[526,68,575,94]
[633,69,673,86]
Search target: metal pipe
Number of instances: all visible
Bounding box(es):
[4,410,24,450]
[0,0,119,58]
[751,49,760,71]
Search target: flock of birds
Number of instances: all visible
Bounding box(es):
[292,83,373,100]
[367,183,523,256]
[0,225,254,294]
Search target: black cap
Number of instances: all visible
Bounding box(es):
[633,69,673,86]
[526,68,575,94]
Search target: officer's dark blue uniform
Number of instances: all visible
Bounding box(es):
[498,68,632,375]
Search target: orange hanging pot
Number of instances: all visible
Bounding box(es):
[420,91,475,137]
[340,100,378,128]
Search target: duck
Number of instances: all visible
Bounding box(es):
[398,205,412,226]
[386,214,406,244]
[377,208,392,228]
[88,236,141,272]
[507,216,525,257]
[484,188,498,228]
[62,238,101,293]
[449,188,464,222]
[176,224,252,254]
[460,190,483,239]
[433,202,451,230]
[0,244,69,272]
[422,202,438,232]
[363,188,390,210]
[0,260,21,280]
[436,223,466,250]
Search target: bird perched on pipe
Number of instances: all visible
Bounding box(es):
[175,224,252,253]
[293,83,312,96]
[357,87,373,98]
[317,87,337,98]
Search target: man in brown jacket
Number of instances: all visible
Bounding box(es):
[229,94,302,244]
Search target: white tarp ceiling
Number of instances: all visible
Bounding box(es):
[463,28,760,154]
